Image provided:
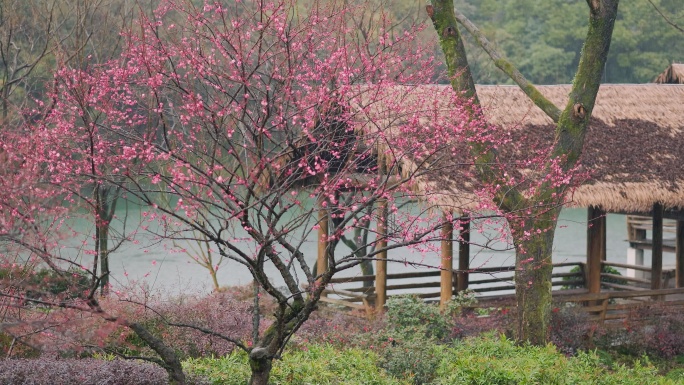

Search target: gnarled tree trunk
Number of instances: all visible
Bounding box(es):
[249,349,273,385]
[510,208,560,344]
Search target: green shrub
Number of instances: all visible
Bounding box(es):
[667,368,684,382]
[184,337,684,385]
[378,334,444,385]
[435,334,683,385]
[385,295,450,340]
[563,265,626,290]
[0,266,91,300]
[184,345,409,385]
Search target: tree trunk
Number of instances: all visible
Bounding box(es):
[360,258,374,288]
[128,323,186,384]
[249,354,273,385]
[427,0,619,345]
[511,212,558,345]
[513,234,554,345]
[99,222,110,295]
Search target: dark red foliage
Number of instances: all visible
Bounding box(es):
[149,290,270,358]
[450,308,515,340]
[0,358,169,385]
[593,305,684,359]
[294,309,383,348]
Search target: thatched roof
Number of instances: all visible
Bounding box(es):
[654,63,684,84]
[375,84,684,214]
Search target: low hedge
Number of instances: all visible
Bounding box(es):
[185,335,684,385]
[435,334,682,385]
[184,345,409,385]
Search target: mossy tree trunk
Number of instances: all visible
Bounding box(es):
[249,355,273,385]
[427,0,619,344]
[93,184,119,296]
[510,207,560,345]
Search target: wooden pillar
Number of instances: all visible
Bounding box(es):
[440,213,453,309]
[627,219,647,279]
[457,215,470,292]
[677,220,684,288]
[375,196,388,312]
[651,203,663,290]
[587,206,606,294]
[600,213,607,262]
[316,198,329,283]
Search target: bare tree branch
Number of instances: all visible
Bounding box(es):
[452,8,561,123]
[647,0,683,33]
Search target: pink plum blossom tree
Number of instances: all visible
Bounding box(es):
[1,0,487,384]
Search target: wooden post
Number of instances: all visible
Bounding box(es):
[316,198,329,288]
[677,220,684,288]
[440,213,453,310]
[587,206,606,294]
[374,160,389,313]
[457,215,470,292]
[626,221,646,279]
[600,212,607,262]
[651,203,663,290]
[375,196,388,313]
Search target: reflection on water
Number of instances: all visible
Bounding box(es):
[62,205,652,296]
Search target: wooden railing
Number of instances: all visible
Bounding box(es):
[626,215,677,252]
[601,261,676,291]
[552,287,684,322]
[317,262,585,312]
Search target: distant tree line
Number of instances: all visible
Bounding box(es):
[1,0,681,101]
[452,0,683,84]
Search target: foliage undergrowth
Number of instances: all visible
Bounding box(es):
[184,344,409,385]
[183,335,684,385]
[4,290,684,384]
[435,333,682,385]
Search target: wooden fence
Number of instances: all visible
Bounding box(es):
[551,287,684,323]
[317,262,585,313]
[314,260,682,322]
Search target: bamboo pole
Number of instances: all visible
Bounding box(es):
[440,213,453,310]
[457,215,470,292]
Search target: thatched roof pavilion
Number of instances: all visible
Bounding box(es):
[313,83,684,312]
[354,83,684,307]
[654,63,684,84]
[388,84,684,214]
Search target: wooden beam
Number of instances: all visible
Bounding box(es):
[457,215,470,292]
[652,203,664,290]
[600,211,607,262]
[316,198,329,284]
[440,214,453,309]
[677,220,684,288]
[375,196,388,313]
[587,206,606,294]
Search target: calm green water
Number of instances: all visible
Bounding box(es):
[63,205,672,296]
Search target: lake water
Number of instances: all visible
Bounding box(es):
[63,205,672,296]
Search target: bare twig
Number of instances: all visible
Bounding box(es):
[647,0,683,33]
[453,8,561,123]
